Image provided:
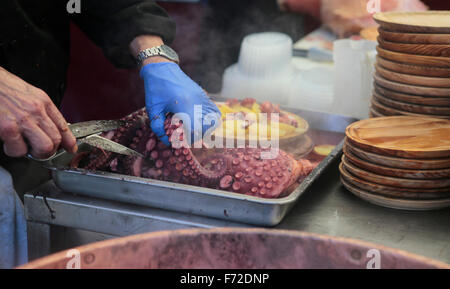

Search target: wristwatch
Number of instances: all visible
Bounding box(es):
[136,45,180,65]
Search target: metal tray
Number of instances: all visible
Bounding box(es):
[48,108,356,226]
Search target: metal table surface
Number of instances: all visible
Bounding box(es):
[25,155,450,264]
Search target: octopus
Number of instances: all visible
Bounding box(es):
[71,108,315,199]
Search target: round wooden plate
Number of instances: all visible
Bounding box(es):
[370,108,384,118]
[371,98,450,119]
[377,46,450,68]
[341,176,450,211]
[376,56,450,78]
[376,64,450,89]
[373,91,450,116]
[374,84,450,107]
[374,12,450,34]
[339,163,450,200]
[343,148,450,180]
[371,99,400,116]
[378,37,450,57]
[374,73,450,98]
[378,28,450,45]
[342,157,450,189]
[344,141,450,170]
[345,116,450,159]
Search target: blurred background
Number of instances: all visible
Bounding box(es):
[60,0,450,122]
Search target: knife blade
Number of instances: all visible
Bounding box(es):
[81,134,144,158]
[69,120,125,139]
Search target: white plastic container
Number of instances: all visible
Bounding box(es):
[332,39,377,119]
[221,32,298,105]
[238,32,293,78]
[288,66,334,113]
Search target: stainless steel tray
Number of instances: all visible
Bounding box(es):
[48,108,356,226]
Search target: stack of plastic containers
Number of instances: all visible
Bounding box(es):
[221,32,297,105]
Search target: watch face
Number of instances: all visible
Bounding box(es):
[162,45,179,62]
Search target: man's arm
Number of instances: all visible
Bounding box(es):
[70,0,176,68]
[73,1,221,145]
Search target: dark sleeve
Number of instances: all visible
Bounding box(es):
[70,0,176,68]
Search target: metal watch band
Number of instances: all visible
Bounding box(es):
[136,45,180,64]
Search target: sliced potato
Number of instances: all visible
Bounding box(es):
[314,145,335,156]
[218,105,238,116]
[250,103,261,114]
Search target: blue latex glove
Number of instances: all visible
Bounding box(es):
[141,62,221,146]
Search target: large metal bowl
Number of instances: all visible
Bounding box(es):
[20,228,449,269]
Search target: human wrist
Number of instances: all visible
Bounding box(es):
[130,35,175,66]
[141,56,174,66]
[130,35,164,55]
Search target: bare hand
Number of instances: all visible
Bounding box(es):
[278,0,321,18]
[320,0,427,37]
[0,67,77,158]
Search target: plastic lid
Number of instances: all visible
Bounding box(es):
[238,32,293,78]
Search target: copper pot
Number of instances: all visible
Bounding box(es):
[20,228,449,269]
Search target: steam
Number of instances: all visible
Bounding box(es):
[190,0,305,93]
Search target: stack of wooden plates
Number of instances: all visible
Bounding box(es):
[371,12,450,119]
[340,116,450,210]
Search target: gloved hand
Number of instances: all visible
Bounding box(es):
[141,62,221,146]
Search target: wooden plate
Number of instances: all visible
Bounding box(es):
[345,116,450,159]
[371,98,450,119]
[370,108,384,118]
[374,84,450,107]
[378,37,450,57]
[371,99,401,116]
[344,141,450,170]
[342,157,450,189]
[376,64,450,89]
[341,176,450,211]
[339,163,450,200]
[377,46,450,68]
[343,148,450,180]
[373,91,450,116]
[378,28,450,45]
[376,56,450,78]
[374,73,450,98]
[374,12,450,34]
